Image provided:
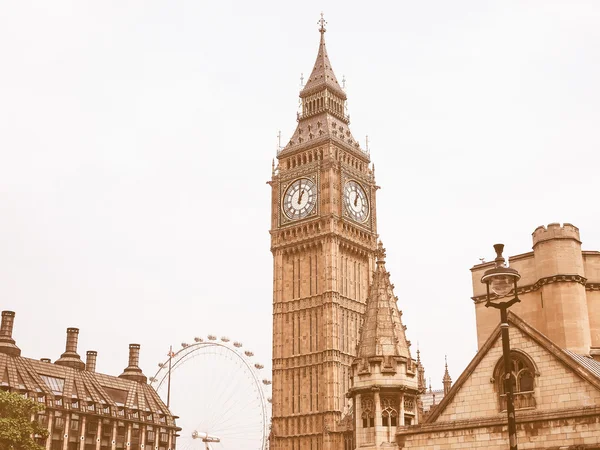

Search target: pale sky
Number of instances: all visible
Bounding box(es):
[1,0,600,436]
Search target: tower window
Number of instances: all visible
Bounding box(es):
[381,397,398,427]
[361,398,374,428]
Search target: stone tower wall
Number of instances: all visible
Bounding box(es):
[472,223,598,356]
[532,223,590,354]
[583,251,600,357]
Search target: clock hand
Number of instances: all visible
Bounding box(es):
[298,189,305,204]
[354,192,359,207]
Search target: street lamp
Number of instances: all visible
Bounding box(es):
[481,243,521,450]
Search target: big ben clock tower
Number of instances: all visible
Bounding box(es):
[269,16,379,450]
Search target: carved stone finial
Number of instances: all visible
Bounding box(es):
[375,240,386,263]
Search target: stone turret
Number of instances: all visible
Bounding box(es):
[532,223,590,354]
[471,223,599,357]
[350,242,420,449]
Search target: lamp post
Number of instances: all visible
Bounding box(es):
[481,244,521,450]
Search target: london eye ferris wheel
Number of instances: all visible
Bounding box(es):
[150,336,271,450]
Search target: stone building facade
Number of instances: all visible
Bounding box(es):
[471,223,600,359]
[396,312,600,449]
[396,224,600,449]
[0,311,179,450]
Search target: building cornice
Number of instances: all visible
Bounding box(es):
[472,274,591,304]
[397,405,600,437]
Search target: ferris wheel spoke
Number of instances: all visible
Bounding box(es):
[215,392,264,428]
[200,358,237,426]
[152,340,270,450]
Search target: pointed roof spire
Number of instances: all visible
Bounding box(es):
[416,344,427,392]
[355,241,411,362]
[300,13,346,100]
[443,355,452,395]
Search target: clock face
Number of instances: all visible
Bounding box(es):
[283,178,317,220]
[344,180,369,223]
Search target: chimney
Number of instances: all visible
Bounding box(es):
[0,311,21,356]
[86,351,98,373]
[119,344,147,383]
[55,328,85,370]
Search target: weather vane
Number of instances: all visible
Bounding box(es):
[318,12,327,33]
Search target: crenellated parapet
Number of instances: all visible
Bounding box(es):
[532,222,581,248]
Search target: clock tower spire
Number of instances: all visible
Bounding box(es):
[270,16,379,450]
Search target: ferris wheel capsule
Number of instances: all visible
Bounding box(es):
[245,350,254,357]
[262,379,272,385]
[207,334,217,341]
[181,342,189,348]
[233,341,243,347]
[194,337,204,342]
[254,363,264,369]
[149,377,157,383]
[220,336,230,342]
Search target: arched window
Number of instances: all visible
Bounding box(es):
[494,350,537,411]
[361,398,374,428]
[381,397,398,427]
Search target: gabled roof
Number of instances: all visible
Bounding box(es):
[425,311,600,423]
[564,349,600,379]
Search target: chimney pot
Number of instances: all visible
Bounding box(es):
[86,351,98,373]
[0,310,21,356]
[55,327,85,370]
[119,343,147,383]
[66,328,79,353]
[128,344,141,367]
